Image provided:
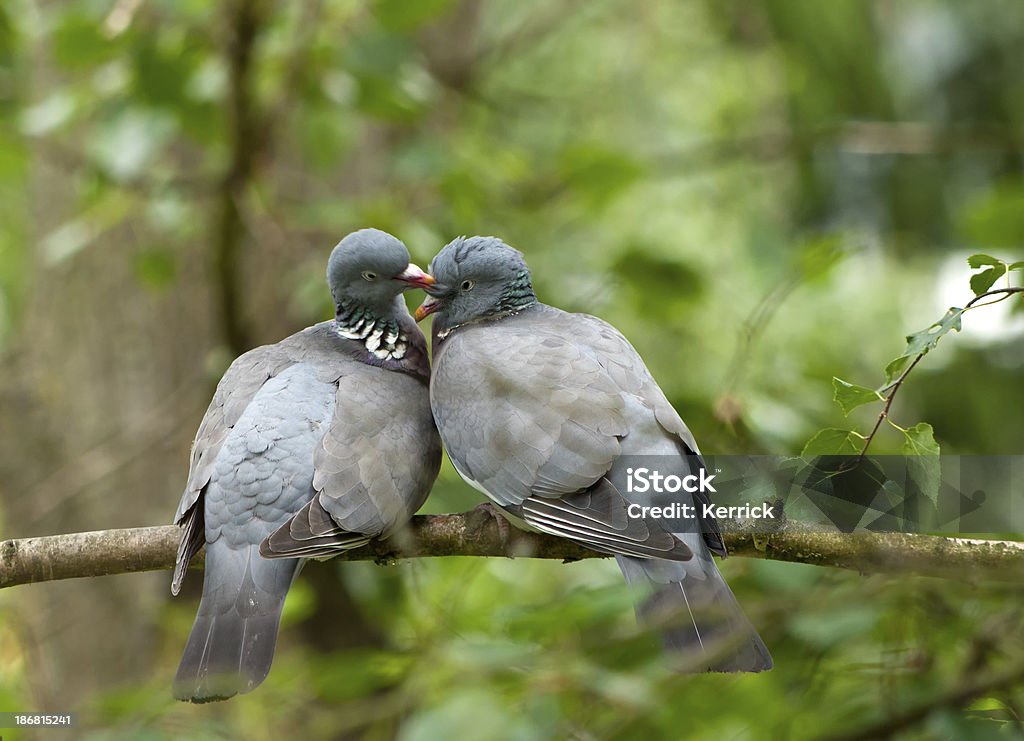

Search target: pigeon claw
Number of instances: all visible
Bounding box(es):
[470,501,512,552]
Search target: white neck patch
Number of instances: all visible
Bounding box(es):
[336,320,408,360]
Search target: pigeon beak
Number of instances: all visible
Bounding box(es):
[393,264,436,290]
[415,295,444,322]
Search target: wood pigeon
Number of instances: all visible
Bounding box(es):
[171,228,441,702]
[415,236,771,672]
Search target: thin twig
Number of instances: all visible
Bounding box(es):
[856,286,1023,460]
[856,353,925,462]
[964,286,1024,310]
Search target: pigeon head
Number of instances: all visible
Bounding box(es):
[327,228,434,315]
[415,236,537,330]
[326,229,435,362]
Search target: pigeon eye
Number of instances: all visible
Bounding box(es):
[461,279,475,291]
[362,271,377,282]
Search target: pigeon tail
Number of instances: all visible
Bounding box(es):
[174,541,299,702]
[616,555,772,673]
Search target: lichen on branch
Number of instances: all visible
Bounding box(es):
[2,513,1022,590]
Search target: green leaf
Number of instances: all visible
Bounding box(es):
[902,421,940,456]
[299,106,355,172]
[87,108,177,182]
[612,246,702,317]
[19,91,76,137]
[133,248,177,291]
[832,377,883,415]
[354,72,430,122]
[789,606,879,648]
[52,13,122,68]
[906,307,964,354]
[1009,261,1024,271]
[883,355,911,384]
[560,144,643,209]
[966,253,1004,269]
[969,264,1006,295]
[402,690,538,741]
[41,192,134,265]
[309,648,414,702]
[967,253,1010,295]
[373,0,456,31]
[801,428,864,459]
[797,235,845,284]
[883,307,964,382]
[902,422,940,504]
[132,38,201,107]
[959,186,1024,248]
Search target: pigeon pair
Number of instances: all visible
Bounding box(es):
[172,229,770,702]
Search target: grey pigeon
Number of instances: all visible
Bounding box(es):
[416,236,771,672]
[171,228,441,702]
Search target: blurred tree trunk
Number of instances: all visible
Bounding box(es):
[0,0,353,707]
[0,0,490,711]
[0,21,215,701]
[4,154,212,710]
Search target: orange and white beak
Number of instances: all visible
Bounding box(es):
[414,295,445,322]
[393,264,436,289]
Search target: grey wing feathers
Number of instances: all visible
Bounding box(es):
[261,365,441,559]
[573,312,702,454]
[175,344,295,522]
[432,305,764,671]
[171,343,296,594]
[573,312,726,557]
[172,506,205,596]
[517,479,692,561]
[432,324,627,508]
[433,313,692,560]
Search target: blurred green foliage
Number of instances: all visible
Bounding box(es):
[1,0,1023,738]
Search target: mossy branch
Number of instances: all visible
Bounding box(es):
[2,513,1022,590]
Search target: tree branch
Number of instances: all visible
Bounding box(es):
[2,513,1022,590]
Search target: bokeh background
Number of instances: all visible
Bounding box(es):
[1,0,1023,738]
